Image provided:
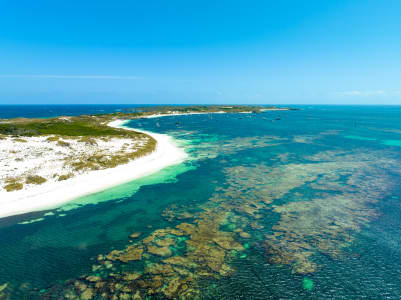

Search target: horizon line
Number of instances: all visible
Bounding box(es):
[0,75,143,80]
[1,103,401,106]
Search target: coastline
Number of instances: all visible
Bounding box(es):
[142,107,290,119]
[0,107,290,219]
[142,111,226,118]
[0,120,187,219]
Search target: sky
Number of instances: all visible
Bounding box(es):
[0,0,401,105]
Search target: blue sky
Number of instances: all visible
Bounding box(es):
[0,0,401,104]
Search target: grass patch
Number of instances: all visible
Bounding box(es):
[0,105,272,138]
[26,175,47,185]
[13,138,27,143]
[46,136,59,142]
[68,137,156,172]
[4,182,23,192]
[0,119,142,138]
[57,140,70,147]
[58,173,74,181]
[3,177,24,192]
[78,137,98,146]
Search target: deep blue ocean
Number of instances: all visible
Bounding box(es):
[0,104,144,119]
[0,105,401,299]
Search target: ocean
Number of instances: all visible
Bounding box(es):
[0,104,144,119]
[0,105,401,299]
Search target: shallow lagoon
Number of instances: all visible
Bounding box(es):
[1,106,401,299]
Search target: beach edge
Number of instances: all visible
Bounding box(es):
[0,119,187,219]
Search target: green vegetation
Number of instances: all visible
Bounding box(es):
[4,182,23,192]
[3,175,47,191]
[78,137,98,146]
[0,105,287,138]
[57,140,70,147]
[94,104,295,119]
[0,119,139,137]
[46,136,59,142]
[3,177,24,192]
[120,105,274,116]
[58,173,74,181]
[71,154,127,171]
[0,115,155,164]
[13,138,27,143]
[69,137,156,172]
[0,105,290,179]
[26,175,47,185]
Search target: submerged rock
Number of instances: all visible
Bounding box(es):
[212,234,244,251]
[106,245,144,262]
[0,283,7,292]
[80,287,94,300]
[122,272,141,281]
[129,232,142,239]
[163,256,198,268]
[145,263,175,275]
[156,237,174,247]
[86,276,101,283]
[147,245,172,257]
[239,231,251,239]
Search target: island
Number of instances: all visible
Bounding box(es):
[0,105,293,218]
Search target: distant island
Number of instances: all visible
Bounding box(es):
[0,105,294,218]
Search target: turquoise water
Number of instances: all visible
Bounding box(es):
[1,106,401,299]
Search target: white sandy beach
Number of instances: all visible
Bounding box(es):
[0,109,284,219]
[144,108,287,118]
[0,120,187,218]
[143,111,226,118]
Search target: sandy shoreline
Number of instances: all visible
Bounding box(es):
[143,111,226,118]
[0,108,287,219]
[0,120,187,219]
[143,108,290,118]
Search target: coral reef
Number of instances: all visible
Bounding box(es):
[41,148,400,299]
